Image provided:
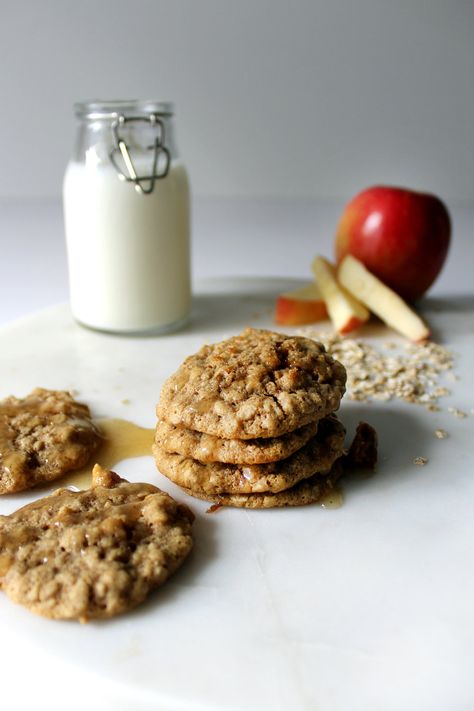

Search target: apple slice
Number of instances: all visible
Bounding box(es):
[275,283,328,326]
[338,255,430,341]
[311,256,370,334]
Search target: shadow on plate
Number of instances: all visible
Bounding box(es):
[420,293,474,343]
[422,293,474,314]
[185,281,474,340]
[184,276,310,335]
[339,402,438,496]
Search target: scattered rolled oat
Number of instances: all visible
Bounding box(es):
[447,407,467,419]
[434,429,448,439]
[414,456,428,466]
[433,387,451,398]
[300,329,456,410]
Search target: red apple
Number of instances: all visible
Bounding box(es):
[335,186,451,301]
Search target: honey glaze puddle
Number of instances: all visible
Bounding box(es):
[61,418,155,490]
[206,485,344,514]
[319,486,344,509]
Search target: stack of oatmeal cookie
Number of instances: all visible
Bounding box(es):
[153,328,348,508]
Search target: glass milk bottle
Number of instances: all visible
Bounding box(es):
[63,100,191,334]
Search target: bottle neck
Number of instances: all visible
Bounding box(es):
[71,105,179,194]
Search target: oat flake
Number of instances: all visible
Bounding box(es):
[414,456,428,466]
[300,330,456,410]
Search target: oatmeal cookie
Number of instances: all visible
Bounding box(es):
[0,388,102,494]
[157,328,346,439]
[0,464,194,621]
[180,460,344,509]
[154,416,345,495]
[155,419,319,464]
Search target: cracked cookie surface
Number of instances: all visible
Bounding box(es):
[0,388,102,494]
[157,328,346,439]
[154,416,345,495]
[0,464,194,621]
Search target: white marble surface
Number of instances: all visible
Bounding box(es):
[0,199,473,711]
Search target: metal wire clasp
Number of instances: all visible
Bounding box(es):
[109,114,170,195]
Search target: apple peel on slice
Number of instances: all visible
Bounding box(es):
[338,255,430,342]
[311,256,370,334]
[275,283,328,326]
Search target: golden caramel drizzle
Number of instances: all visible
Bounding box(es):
[60,418,155,490]
[319,486,343,508]
[189,396,219,414]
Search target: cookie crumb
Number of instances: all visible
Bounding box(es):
[345,422,378,470]
[434,429,448,439]
[121,398,131,405]
[414,456,428,466]
[207,503,223,513]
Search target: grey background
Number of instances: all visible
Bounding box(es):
[1,0,473,200]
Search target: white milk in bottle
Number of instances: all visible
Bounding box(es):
[63,101,191,334]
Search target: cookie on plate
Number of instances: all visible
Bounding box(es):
[155,418,319,464]
[157,328,346,439]
[0,464,194,621]
[0,388,102,494]
[154,415,345,495]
